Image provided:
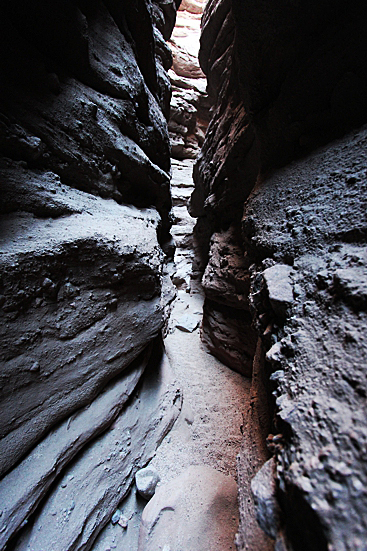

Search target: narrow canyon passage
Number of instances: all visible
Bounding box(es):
[146,159,251,548]
[1,1,367,550]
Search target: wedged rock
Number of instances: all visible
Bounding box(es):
[0,168,167,476]
[10,342,182,551]
[262,264,293,319]
[251,457,280,540]
[0,347,150,549]
[137,465,239,551]
[179,0,206,15]
[135,466,161,500]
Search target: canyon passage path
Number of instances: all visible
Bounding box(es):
[144,159,253,551]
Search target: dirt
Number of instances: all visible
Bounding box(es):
[151,286,251,482]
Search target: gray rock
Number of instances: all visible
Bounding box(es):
[263,264,293,318]
[175,313,200,333]
[10,344,182,551]
[0,177,165,477]
[135,467,161,500]
[111,510,122,525]
[251,458,280,539]
[0,349,149,549]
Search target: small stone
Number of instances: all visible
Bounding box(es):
[266,341,282,364]
[111,510,121,525]
[29,361,40,372]
[118,515,128,529]
[42,278,53,289]
[135,466,160,500]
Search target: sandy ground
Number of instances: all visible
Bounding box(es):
[150,288,251,482]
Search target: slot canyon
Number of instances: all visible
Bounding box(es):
[0,0,367,550]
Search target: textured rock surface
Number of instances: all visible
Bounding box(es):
[242,127,367,551]
[193,1,367,549]
[138,465,239,551]
[0,169,167,477]
[9,342,182,551]
[168,0,211,159]
[0,2,181,550]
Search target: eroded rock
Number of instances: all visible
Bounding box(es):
[9,343,182,551]
[137,465,239,551]
[136,466,161,500]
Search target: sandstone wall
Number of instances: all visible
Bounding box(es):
[193,1,367,549]
[168,0,211,159]
[0,2,182,550]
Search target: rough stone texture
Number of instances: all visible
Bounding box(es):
[0,0,178,241]
[168,0,211,159]
[9,342,182,551]
[138,465,239,551]
[135,466,161,500]
[0,2,181,550]
[241,127,367,551]
[193,1,367,549]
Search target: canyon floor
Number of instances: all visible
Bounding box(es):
[93,160,254,551]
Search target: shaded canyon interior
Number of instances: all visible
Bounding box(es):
[0,1,367,550]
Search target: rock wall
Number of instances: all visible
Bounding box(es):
[193,0,367,549]
[168,0,211,159]
[0,2,182,550]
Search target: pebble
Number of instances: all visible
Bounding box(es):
[111,510,121,525]
[118,515,128,529]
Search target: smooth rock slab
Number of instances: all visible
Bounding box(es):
[175,313,200,332]
[138,465,239,551]
[0,347,150,549]
[10,342,182,551]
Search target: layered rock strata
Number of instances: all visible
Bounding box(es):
[0,2,181,550]
[193,0,367,549]
[168,0,211,159]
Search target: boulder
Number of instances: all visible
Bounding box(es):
[136,466,161,500]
